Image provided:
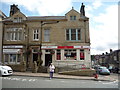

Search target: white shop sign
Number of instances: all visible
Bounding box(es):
[74,46,82,48]
[83,46,90,49]
[74,46,90,49]
[42,46,57,49]
[3,46,23,49]
[3,49,21,53]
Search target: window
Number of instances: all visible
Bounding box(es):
[56,50,61,60]
[80,49,85,60]
[44,29,50,42]
[64,49,76,60]
[4,54,9,64]
[33,29,39,41]
[33,48,39,53]
[14,17,23,22]
[66,29,81,41]
[5,28,23,41]
[71,29,76,40]
[70,16,76,20]
[4,54,21,64]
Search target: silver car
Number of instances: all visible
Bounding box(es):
[98,66,110,75]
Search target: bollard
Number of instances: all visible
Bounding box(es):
[94,73,98,80]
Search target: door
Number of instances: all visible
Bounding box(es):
[45,54,52,66]
[33,53,38,62]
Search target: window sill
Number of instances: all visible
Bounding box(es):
[55,60,84,61]
[66,41,82,43]
[33,39,39,41]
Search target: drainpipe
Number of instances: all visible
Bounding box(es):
[2,23,5,64]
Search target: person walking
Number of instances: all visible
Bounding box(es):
[49,63,55,79]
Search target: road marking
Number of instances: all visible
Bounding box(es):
[1,77,37,82]
[60,81,65,82]
[22,79,27,81]
[6,77,12,80]
[102,80,118,85]
[28,79,37,82]
[11,78,20,81]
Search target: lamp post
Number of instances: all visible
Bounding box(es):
[38,21,59,68]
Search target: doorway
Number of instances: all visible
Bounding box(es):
[45,54,52,66]
[33,53,38,62]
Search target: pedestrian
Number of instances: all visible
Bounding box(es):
[49,63,55,79]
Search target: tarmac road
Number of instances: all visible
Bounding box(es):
[1,75,119,88]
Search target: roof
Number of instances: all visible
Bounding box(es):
[0,10,7,18]
[27,16,66,21]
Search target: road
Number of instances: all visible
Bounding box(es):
[1,75,119,88]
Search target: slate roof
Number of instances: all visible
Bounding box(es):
[27,16,66,20]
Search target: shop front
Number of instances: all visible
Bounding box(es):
[30,45,91,69]
[3,45,24,64]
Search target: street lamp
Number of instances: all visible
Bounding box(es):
[38,21,59,68]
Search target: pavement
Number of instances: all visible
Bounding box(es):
[13,72,119,81]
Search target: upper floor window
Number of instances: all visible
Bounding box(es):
[66,29,81,41]
[44,29,50,42]
[14,17,22,22]
[33,29,39,41]
[5,28,23,41]
[70,16,76,20]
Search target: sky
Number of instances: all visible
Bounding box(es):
[0,0,119,55]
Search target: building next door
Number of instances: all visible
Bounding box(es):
[45,54,52,66]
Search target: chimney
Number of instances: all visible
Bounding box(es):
[10,4,20,16]
[110,49,112,53]
[80,3,85,16]
[102,53,104,55]
[106,52,108,55]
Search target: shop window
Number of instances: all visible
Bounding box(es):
[4,54,9,64]
[64,49,76,60]
[80,49,85,60]
[4,54,20,64]
[10,54,16,63]
[56,50,61,60]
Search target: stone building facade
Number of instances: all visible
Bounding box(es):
[0,10,7,63]
[2,3,91,72]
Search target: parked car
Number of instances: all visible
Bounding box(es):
[112,67,119,73]
[92,65,101,71]
[0,64,13,76]
[98,66,110,75]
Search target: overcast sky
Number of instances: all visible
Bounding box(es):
[0,0,119,55]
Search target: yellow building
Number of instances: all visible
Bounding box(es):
[2,3,91,72]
